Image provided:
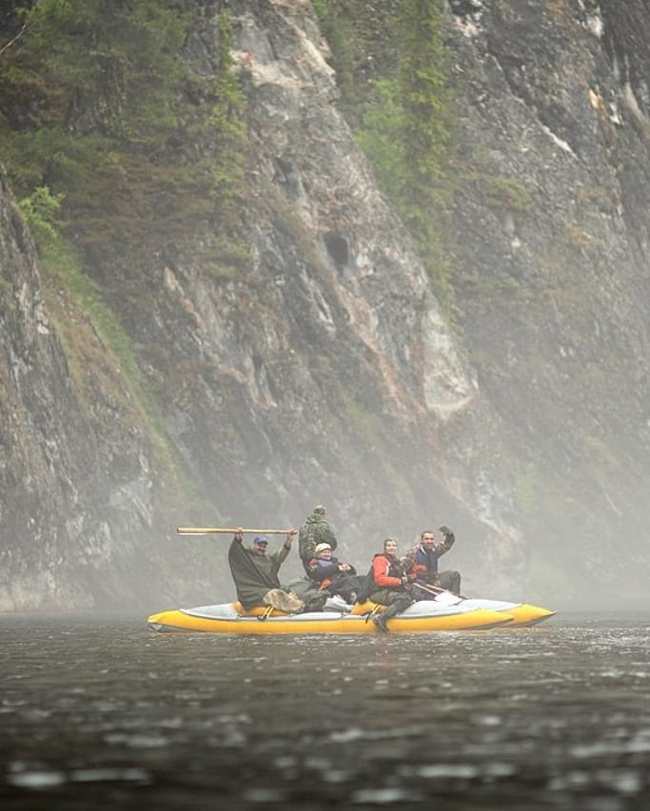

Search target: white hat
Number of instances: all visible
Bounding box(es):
[314,543,332,555]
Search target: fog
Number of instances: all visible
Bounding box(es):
[1,0,650,616]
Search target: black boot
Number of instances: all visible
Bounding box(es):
[372,596,412,633]
[373,612,390,633]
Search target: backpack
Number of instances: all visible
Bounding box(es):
[353,566,374,604]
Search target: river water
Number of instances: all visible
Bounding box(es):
[1,612,650,810]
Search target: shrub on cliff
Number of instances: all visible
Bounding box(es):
[357,0,454,304]
[0,1,247,260]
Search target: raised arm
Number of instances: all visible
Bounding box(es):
[435,526,455,558]
[229,526,244,549]
[271,528,297,570]
[228,527,246,563]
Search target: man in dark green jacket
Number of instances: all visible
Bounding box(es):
[298,505,338,573]
[228,528,303,612]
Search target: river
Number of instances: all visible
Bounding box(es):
[1,612,650,810]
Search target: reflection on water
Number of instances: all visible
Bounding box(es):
[1,613,650,809]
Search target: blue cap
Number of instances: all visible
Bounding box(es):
[253,535,269,545]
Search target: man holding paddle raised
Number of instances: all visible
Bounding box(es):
[229,528,304,613]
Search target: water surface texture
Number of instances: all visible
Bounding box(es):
[2,613,650,810]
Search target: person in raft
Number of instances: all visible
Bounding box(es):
[402,527,461,596]
[228,528,304,613]
[368,537,416,633]
[306,542,359,604]
[298,504,338,574]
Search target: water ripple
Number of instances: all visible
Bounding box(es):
[2,612,650,809]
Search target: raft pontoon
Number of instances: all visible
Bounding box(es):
[148,592,555,635]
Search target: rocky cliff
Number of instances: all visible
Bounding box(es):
[446,0,650,597]
[1,0,649,610]
[0,173,213,610]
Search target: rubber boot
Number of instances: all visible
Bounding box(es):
[372,595,412,633]
[372,611,390,633]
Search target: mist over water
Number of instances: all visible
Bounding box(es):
[2,612,650,810]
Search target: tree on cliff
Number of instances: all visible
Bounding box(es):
[356,0,455,304]
[0,1,247,259]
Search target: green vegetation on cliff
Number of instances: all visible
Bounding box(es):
[1,1,247,261]
[315,0,455,305]
[0,0,248,476]
[2,0,186,231]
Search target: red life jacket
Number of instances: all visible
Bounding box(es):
[371,553,404,589]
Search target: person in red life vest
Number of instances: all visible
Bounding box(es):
[306,543,360,603]
[368,537,416,633]
[403,527,461,596]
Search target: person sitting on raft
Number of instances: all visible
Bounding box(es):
[306,543,359,604]
[368,537,416,633]
[403,527,461,597]
[228,528,304,613]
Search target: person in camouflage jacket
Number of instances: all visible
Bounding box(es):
[298,505,338,574]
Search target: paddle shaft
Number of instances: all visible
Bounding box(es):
[413,581,467,600]
[177,527,293,536]
[413,581,444,596]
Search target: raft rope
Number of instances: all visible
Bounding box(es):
[364,604,384,624]
[257,606,274,622]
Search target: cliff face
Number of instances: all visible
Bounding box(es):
[127,0,523,592]
[447,0,650,595]
[1,0,649,609]
[0,174,211,610]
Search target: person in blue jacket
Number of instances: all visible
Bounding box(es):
[403,527,461,596]
[306,543,359,603]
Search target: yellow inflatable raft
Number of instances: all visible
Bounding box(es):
[147,596,555,635]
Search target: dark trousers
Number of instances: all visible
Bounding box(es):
[327,573,363,602]
[437,570,461,596]
[369,589,413,619]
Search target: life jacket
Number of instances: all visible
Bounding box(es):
[306,556,339,590]
[415,545,440,579]
[371,553,404,589]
